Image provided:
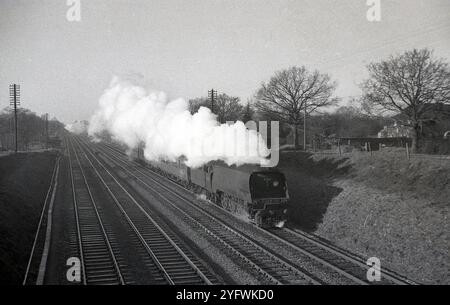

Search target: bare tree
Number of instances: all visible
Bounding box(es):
[361,48,450,152]
[255,66,338,148]
[0,107,65,150]
[242,100,255,122]
[188,93,244,123]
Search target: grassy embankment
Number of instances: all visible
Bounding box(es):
[278,149,449,284]
[0,152,57,284]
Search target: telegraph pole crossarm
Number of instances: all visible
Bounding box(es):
[208,88,217,113]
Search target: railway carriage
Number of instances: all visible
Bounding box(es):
[131,148,288,228]
[148,159,190,184]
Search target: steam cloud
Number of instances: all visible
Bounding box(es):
[88,77,269,168]
[66,120,88,134]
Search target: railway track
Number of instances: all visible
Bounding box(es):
[68,138,125,285]
[71,136,215,285]
[266,228,417,285]
[96,139,416,285]
[81,138,323,284]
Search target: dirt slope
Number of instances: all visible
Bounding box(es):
[277,151,449,284]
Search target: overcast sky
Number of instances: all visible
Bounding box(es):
[1,0,449,124]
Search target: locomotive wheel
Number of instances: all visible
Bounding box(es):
[254,211,264,227]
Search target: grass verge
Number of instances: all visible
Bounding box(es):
[0,152,57,284]
[278,150,449,284]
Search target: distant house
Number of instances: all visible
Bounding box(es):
[377,121,413,138]
[378,103,450,139]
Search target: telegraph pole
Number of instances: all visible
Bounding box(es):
[303,101,307,151]
[208,89,217,113]
[9,84,20,153]
[45,113,49,149]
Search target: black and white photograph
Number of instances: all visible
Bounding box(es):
[0,0,449,299]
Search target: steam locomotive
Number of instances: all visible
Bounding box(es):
[132,148,289,228]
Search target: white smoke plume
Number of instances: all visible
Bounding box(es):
[88,77,269,168]
[66,120,89,134]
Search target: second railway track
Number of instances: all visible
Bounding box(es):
[68,137,125,284]
[68,136,217,285]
